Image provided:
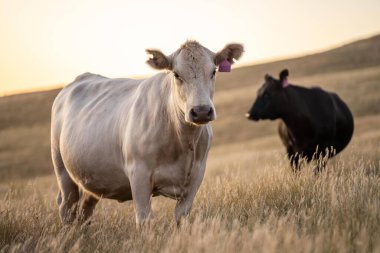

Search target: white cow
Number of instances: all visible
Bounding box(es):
[51,41,244,226]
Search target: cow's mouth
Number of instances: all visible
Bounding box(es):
[192,120,211,125]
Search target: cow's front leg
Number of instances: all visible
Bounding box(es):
[128,163,153,227]
[175,194,195,226]
[175,162,206,226]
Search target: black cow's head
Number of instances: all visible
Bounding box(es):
[246,69,289,121]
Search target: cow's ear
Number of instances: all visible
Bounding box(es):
[146,49,172,70]
[265,74,271,81]
[215,43,244,65]
[279,69,289,82]
[279,69,289,88]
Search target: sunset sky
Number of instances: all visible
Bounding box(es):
[1,0,380,95]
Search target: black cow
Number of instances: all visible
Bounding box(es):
[246,69,354,173]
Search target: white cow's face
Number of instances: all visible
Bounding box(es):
[146,41,244,125]
[171,45,216,125]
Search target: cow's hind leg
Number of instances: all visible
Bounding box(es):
[287,148,301,173]
[78,192,99,224]
[58,173,80,224]
[52,149,80,224]
[313,156,328,175]
[312,148,333,175]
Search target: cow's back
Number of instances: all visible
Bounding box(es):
[280,86,353,159]
[300,87,336,125]
[51,73,141,199]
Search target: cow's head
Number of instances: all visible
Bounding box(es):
[246,69,289,121]
[146,41,244,125]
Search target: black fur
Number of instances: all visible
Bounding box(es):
[246,70,354,173]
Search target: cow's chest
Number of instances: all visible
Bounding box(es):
[151,149,195,200]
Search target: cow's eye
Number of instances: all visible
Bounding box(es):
[211,69,216,78]
[263,92,270,99]
[173,72,183,82]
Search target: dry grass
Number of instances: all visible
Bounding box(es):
[1,35,380,252]
[1,138,379,252]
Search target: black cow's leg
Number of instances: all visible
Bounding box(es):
[313,159,327,175]
[287,148,301,173]
[312,147,332,175]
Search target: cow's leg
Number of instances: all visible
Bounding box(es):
[128,163,152,227]
[175,163,206,226]
[313,159,328,175]
[58,174,80,224]
[287,148,301,173]
[78,192,99,224]
[52,148,80,224]
[175,196,194,227]
[312,147,332,175]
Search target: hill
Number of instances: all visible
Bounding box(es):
[0,34,379,181]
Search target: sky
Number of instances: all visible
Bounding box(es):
[1,0,380,96]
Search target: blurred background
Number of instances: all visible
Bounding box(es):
[1,0,379,182]
[1,0,380,95]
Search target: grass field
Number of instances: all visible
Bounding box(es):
[1,35,380,252]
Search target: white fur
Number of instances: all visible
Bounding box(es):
[51,41,243,226]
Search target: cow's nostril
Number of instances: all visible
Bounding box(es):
[190,109,198,119]
[207,108,213,117]
[190,106,214,123]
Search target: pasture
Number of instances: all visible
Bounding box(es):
[1,35,380,252]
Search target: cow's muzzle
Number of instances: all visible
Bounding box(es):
[246,111,259,121]
[190,105,215,124]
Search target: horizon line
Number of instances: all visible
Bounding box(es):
[1,31,379,98]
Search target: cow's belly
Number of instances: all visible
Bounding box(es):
[66,161,132,201]
[58,109,135,201]
[80,167,132,201]
[60,140,133,201]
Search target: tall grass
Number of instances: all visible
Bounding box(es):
[1,146,379,253]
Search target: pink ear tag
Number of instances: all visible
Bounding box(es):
[282,78,289,88]
[218,59,231,72]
